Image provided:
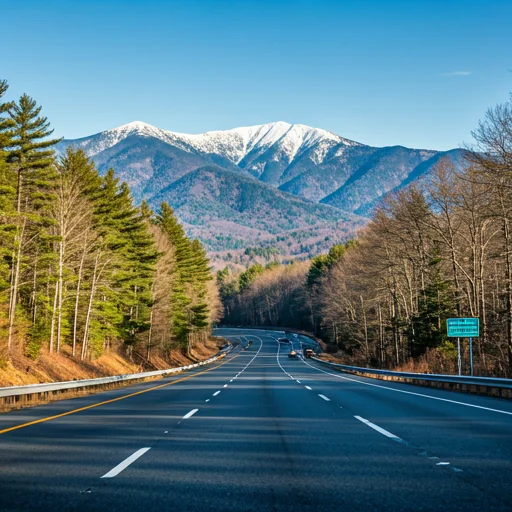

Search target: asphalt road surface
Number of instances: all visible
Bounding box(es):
[1,328,512,512]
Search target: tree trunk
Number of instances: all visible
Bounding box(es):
[147,307,153,362]
[56,239,64,352]
[72,235,88,357]
[503,215,512,376]
[7,217,26,351]
[49,280,59,353]
[81,251,100,360]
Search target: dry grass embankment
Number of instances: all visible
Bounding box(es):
[0,337,223,388]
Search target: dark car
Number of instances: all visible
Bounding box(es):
[277,337,291,343]
[304,349,314,358]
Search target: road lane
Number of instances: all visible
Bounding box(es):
[62,332,510,511]
[0,338,255,511]
[273,331,512,506]
[0,328,511,511]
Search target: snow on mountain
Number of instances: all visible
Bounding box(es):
[63,120,360,170]
[58,120,464,259]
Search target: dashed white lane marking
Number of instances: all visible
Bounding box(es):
[296,380,301,384]
[230,379,233,382]
[354,415,402,440]
[305,386,312,390]
[205,399,210,402]
[223,384,228,388]
[101,448,151,478]
[318,394,330,401]
[437,462,450,466]
[183,409,199,419]
[213,391,221,396]
[300,358,512,417]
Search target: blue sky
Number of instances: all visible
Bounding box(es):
[1,0,511,149]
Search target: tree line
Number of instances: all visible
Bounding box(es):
[220,94,512,377]
[0,79,220,365]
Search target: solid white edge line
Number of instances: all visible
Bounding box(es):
[354,415,401,439]
[101,447,151,478]
[183,408,199,419]
[213,391,221,396]
[301,358,512,417]
[318,394,330,401]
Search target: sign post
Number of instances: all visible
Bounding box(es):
[457,338,461,376]
[469,337,473,376]
[447,318,479,376]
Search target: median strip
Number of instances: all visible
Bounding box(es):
[101,448,151,478]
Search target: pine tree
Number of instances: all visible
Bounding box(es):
[6,94,61,350]
[410,249,456,357]
[188,239,212,349]
[156,203,196,349]
[79,170,158,358]
[0,80,15,352]
[0,80,15,296]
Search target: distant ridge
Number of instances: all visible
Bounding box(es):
[58,121,464,262]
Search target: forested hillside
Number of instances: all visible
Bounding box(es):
[58,120,465,261]
[0,79,221,382]
[220,94,512,378]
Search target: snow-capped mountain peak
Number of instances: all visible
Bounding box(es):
[65,120,360,168]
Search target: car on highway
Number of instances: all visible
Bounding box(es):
[288,350,297,358]
[304,348,314,358]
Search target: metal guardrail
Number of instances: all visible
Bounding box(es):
[0,344,232,399]
[310,357,512,391]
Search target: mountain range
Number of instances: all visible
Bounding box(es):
[57,121,464,265]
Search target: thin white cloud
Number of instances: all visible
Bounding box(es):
[441,71,472,76]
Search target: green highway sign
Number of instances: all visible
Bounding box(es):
[446,318,479,338]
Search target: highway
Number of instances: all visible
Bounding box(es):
[1,328,512,511]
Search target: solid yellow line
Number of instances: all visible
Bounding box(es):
[0,350,241,436]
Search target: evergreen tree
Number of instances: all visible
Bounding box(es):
[188,239,212,348]
[140,200,153,221]
[80,170,158,357]
[0,80,14,151]
[6,94,61,350]
[410,249,456,357]
[0,80,15,299]
[157,203,193,347]
[156,203,213,352]
[239,263,265,291]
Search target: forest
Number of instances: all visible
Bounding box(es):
[4,72,512,381]
[0,79,221,370]
[219,94,512,378]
